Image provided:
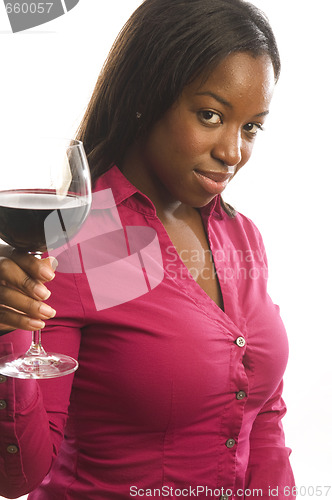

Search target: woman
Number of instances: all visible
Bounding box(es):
[0,0,295,498]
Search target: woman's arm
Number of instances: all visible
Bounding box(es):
[245,381,295,499]
[0,327,80,497]
[0,354,54,497]
[0,249,83,498]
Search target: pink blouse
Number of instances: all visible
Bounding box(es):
[0,166,295,499]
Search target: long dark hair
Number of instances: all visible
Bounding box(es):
[76,0,280,214]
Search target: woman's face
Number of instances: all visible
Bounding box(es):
[124,52,275,210]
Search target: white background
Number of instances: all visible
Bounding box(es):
[0,0,331,498]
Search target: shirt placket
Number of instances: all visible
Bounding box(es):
[203,209,249,500]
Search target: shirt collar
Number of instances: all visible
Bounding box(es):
[199,195,224,219]
[92,165,137,208]
[92,165,224,219]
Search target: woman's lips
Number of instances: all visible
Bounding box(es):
[194,169,233,195]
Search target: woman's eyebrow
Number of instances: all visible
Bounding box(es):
[254,110,269,118]
[195,91,270,118]
[196,91,232,108]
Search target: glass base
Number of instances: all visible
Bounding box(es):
[0,352,78,379]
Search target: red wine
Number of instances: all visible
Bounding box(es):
[0,190,90,252]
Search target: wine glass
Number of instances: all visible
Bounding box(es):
[0,138,92,379]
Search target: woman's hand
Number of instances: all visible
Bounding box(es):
[0,244,57,335]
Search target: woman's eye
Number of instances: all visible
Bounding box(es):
[243,122,263,136]
[199,110,222,125]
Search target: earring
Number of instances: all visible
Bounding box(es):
[136,112,142,119]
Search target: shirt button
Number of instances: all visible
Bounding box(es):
[0,400,7,410]
[7,444,18,454]
[235,336,246,347]
[0,375,7,383]
[225,438,236,448]
[236,390,247,400]
[219,496,229,500]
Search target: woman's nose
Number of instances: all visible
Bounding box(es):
[212,128,242,168]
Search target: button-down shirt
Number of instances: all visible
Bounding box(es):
[0,166,295,499]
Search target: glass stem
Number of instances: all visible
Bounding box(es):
[26,251,47,356]
[26,330,47,357]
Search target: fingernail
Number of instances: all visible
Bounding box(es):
[39,303,56,319]
[34,284,51,300]
[29,319,45,330]
[48,257,59,271]
[40,267,55,281]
